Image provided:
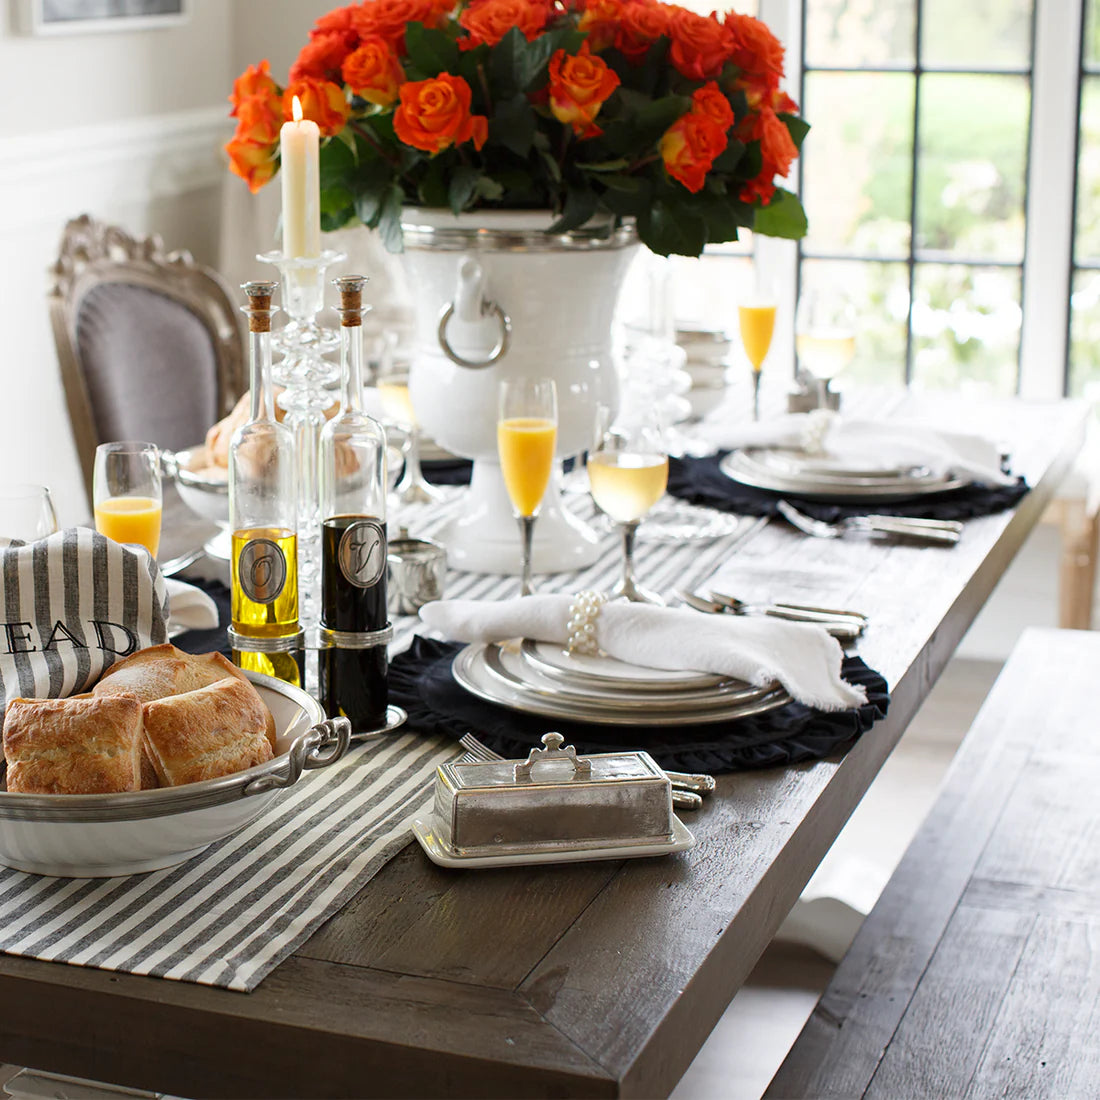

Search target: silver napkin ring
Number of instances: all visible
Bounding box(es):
[566,590,608,656]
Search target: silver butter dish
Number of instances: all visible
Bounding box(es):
[428,733,684,860]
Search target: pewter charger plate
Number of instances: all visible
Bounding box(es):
[485,644,776,712]
[452,644,791,727]
[720,449,968,503]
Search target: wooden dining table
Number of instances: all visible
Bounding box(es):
[0,392,1088,1099]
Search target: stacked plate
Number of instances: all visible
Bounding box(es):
[720,447,966,503]
[451,640,791,727]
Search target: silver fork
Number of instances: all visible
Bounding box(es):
[777,500,962,546]
[458,733,711,810]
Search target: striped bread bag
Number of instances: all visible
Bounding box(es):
[0,528,168,706]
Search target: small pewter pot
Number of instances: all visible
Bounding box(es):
[388,530,447,614]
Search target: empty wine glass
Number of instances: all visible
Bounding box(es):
[93,441,162,556]
[497,378,557,596]
[795,288,857,404]
[376,340,442,507]
[0,484,59,543]
[587,415,669,604]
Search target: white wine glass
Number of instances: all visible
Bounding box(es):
[0,484,59,543]
[497,378,557,596]
[93,441,162,557]
[587,416,669,604]
[795,288,857,404]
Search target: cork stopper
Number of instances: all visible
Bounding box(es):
[333,274,369,327]
[242,280,279,333]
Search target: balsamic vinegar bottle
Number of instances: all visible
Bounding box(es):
[228,280,303,687]
[318,275,390,731]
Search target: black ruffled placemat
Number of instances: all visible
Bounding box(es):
[389,636,889,774]
[667,451,1029,522]
[422,458,473,486]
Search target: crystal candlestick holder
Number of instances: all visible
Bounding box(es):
[259,248,347,629]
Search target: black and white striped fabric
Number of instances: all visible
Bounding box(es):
[0,730,459,991]
[0,528,168,706]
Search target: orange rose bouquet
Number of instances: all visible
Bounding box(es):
[226,0,807,257]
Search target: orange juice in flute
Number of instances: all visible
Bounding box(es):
[497,378,557,595]
[738,289,777,421]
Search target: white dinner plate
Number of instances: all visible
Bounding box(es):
[521,640,726,691]
[411,814,696,868]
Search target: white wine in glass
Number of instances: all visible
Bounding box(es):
[588,419,668,604]
[795,288,857,400]
[497,378,558,595]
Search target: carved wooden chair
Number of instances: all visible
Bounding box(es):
[48,214,244,504]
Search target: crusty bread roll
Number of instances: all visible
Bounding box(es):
[141,677,273,787]
[4,693,144,795]
[94,644,277,750]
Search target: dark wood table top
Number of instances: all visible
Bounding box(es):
[0,395,1088,1099]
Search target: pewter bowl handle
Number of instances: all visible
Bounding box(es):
[436,300,511,369]
[243,717,352,796]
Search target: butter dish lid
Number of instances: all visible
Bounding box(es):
[441,733,666,792]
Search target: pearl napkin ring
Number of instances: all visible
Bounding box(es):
[566,590,608,656]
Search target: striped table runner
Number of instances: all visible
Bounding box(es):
[0,492,764,992]
[0,731,460,991]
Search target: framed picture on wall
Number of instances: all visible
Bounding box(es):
[16,0,190,35]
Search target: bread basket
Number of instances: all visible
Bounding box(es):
[0,672,350,877]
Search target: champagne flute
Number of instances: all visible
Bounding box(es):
[587,417,669,604]
[497,378,557,596]
[738,291,777,422]
[0,484,59,542]
[795,288,857,405]
[93,441,162,557]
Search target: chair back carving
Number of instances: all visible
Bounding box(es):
[48,214,244,503]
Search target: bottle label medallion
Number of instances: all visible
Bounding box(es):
[339,520,387,589]
[239,538,287,604]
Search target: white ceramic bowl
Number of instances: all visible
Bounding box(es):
[0,674,349,877]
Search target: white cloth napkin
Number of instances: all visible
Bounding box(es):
[420,596,867,712]
[699,411,1014,487]
[165,578,219,634]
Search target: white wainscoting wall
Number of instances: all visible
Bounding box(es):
[0,106,230,524]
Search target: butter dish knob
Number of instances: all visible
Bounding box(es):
[514,732,592,781]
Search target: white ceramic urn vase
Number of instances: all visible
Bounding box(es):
[401,209,638,575]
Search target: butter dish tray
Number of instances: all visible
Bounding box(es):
[411,814,695,869]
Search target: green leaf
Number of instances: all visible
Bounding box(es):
[710,138,746,174]
[377,183,405,253]
[599,174,643,193]
[752,188,808,239]
[488,28,527,97]
[577,158,631,173]
[548,186,598,233]
[458,45,490,87]
[475,175,505,202]
[448,164,483,214]
[599,177,653,218]
[403,22,460,78]
[781,114,810,151]
[321,205,356,233]
[417,156,449,208]
[320,184,354,216]
[490,94,537,157]
[630,94,692,146]
[638,199,707,257]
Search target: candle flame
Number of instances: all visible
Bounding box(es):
[292,96,303,123]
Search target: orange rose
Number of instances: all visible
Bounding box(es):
[352,0,450,52]
[690,82,734,134]
[666,7,734,81]
[283,78,350,137]
[724,12,785,99]
[225,135,278,193]
[342,36,405,107]
[289,32,353,84]
[460,0,552,49]
[577,0,623,52]
[229,60,279,118]
[614,0,668,63]
[746,106,797,178]
[394,73,489,154]
[548,44,620,139]
[659,110,727,192]
[311,4,361,47]
[234,93,284,146]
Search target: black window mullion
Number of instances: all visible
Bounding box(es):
[1067,1,1089,396]
[905,1,923,386]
